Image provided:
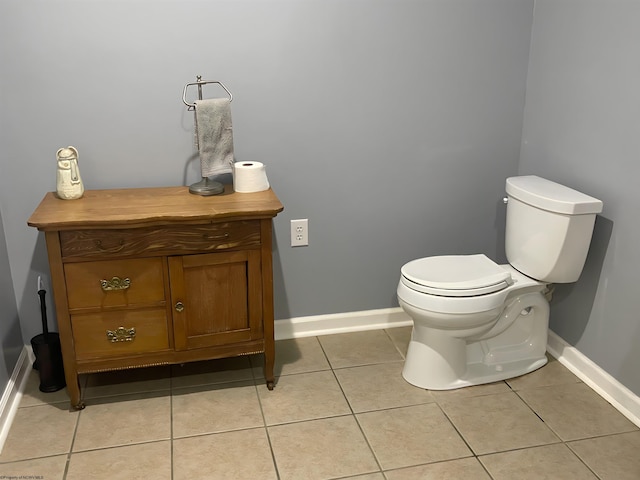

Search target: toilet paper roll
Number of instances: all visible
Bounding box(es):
[233,161,270,193]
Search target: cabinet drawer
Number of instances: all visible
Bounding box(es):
[59,221,261,259]
[72,308,170,360]
[65,258,165,310]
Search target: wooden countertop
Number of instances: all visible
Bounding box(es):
[28,185,284,231]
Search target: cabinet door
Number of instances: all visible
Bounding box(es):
[168,250,263,350]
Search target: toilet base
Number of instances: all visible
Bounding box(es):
[402,310,549,390]
[402,343,547,390]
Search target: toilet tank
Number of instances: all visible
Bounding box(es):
[505,176,603,283]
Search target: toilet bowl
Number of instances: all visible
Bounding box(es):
[398,176,603,390]
[398,257,549,389]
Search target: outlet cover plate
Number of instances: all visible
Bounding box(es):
[291,219,309,247]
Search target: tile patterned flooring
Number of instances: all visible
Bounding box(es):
[1,326,639,479]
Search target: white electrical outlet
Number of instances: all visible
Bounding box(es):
[290,219,309,247]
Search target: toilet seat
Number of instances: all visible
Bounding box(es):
[401,254,512,297]
[398,260,541,315]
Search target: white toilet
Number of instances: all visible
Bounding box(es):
[397,175,603,390]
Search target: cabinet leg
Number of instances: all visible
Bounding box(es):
[264,346,275,390]
[68,375,85,410]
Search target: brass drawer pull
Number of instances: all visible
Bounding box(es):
[100,276,131,291]
[175,301,185,313]
[106,326,136,343]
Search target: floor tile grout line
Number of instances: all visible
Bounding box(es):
[252,381,282,480]
[382,327,408,360]
[511,387,569,446]
[432,400,479,459]
[62,397,84,480]
[317,334,386,476]
[433,387,569,452]
[0,452,67,466]
[169,372,175,480]
[562,429,640,442]
[381,457,494,479]
[349,413,388,476]
[328,350,386,475]
[57,437,172,456]
[475,439,566,458]
[169,425,271,445]
[508,381,639,444]
[433,384,603,479]
[330,359,406,372]
[476,456,497,480]
[478,442,602,480]
[314,334,336,371]
[564,439,606,480]
[552,423,640,478]
[431,395,558,480]
[262,411,360,430]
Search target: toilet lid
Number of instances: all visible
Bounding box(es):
[401,254,512,297]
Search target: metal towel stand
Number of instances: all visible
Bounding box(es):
[183,76,233,196]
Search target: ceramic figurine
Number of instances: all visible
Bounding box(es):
[56,146,84,200]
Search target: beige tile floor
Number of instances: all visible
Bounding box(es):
[1,326,639,479]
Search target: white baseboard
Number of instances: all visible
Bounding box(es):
[545,330,639,427]
[0,346,33,454]
[274,307,413,340]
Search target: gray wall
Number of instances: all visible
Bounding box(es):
[1,0,532,352]
[521,1,640,395]
[0,206,24,390]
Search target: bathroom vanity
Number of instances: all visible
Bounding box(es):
[28,185,283,409]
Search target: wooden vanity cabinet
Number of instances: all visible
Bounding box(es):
[28,185,283,409]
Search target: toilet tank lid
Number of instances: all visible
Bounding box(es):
[506,176,603,215]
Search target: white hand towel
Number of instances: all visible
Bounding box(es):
[195,98,235,176]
